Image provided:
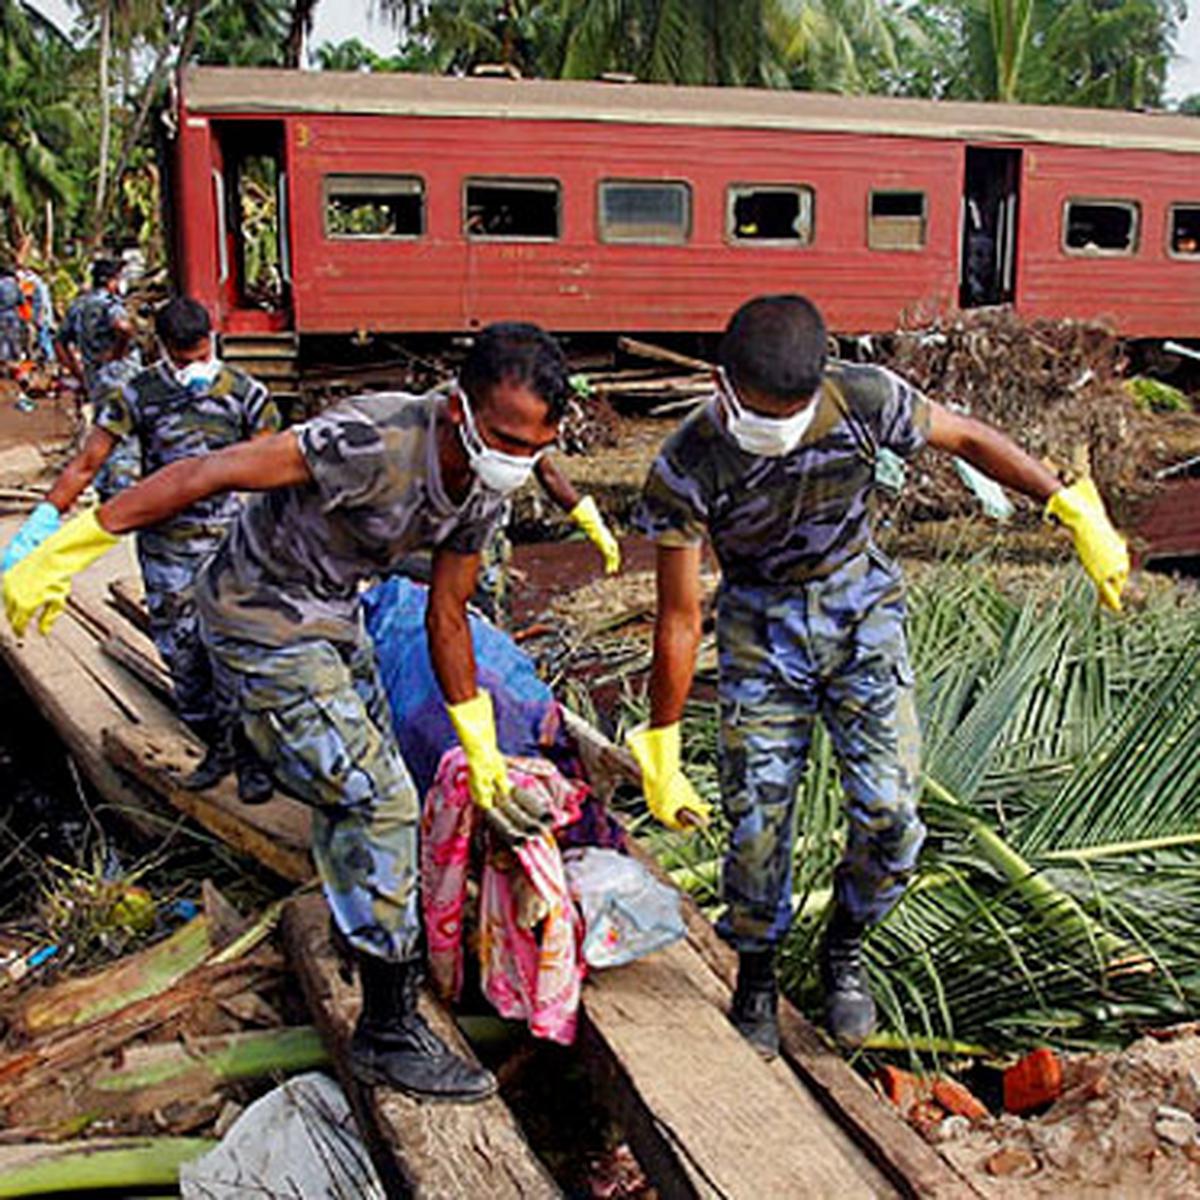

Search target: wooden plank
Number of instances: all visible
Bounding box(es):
[101,633,174,703]
[579,935,894,1200]
[617,336,714,373]
[103,724,313,885]
[281,892,561,1200]
[108,576,152,635]
[0,533,171,837]
[561,709,984,1200]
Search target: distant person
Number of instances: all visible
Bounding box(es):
[0,262,22,366]
[629,294,1128,1058]
[57,258,132,403]
[15,257,55,363]
[3,297,280,803]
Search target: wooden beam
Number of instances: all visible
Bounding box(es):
[578,935,895,1199]
[561,708,984,1199]
[281,893,561,1200]
[103,724,313,885]
[617,337,713,374]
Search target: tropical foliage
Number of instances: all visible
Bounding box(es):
[639,564,1200,1061]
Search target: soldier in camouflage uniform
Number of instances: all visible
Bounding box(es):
[2,323,571,1104]
[631,295,1129,1056]
[57,259,131,398]
[91,347,143,501]
[0,263,22,364]
[2,297,279,802]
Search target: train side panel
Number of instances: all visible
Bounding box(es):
[1016,144,1200,338]
[284,113,961,336]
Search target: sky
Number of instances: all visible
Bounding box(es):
[22,0,1200,102]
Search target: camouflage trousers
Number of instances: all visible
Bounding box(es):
[139,538,232,734]
[204,627,422,962]
[715,550,926,950]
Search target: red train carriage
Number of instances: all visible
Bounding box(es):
[170,66,1200,396]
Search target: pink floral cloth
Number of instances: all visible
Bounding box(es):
[421,748,588,1044]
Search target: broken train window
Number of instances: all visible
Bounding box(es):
[728,185,815,244]
[1063,200,1139,255]
[464,178,561,240]
[324,175,425,239]
[1169,205,1200,258]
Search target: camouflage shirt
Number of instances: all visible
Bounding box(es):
[95,361,280,551]
[196,391,507,648]
[635,362,931,586]
[59,288,127,394]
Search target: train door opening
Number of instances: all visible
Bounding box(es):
[961,148,1021,308]
[210,120,292,333]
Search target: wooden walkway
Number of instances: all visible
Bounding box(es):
[0,521,981,1198]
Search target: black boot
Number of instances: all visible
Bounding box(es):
[233,731,273,805]
[731,948,780,1060]
[820,907,877,1049]
[181,721,233,791]
[350,953,497,1103]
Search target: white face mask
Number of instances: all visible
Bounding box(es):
[456,385,546,495]
[162,338,222,397]
[718,368,817,458]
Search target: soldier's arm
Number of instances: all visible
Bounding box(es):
[99,430,312,535]
[45,428,119,513]
[427,547,482,704]
[648,543,703,727]
[927,401,1059,502]
[534,455,581,512]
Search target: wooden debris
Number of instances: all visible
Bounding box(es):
[579,933,894,1199]
[4,1027,328,1138]
[108,577,152,635]
[16,915,213,1037]
[0,445,46,488]
[281,892,561,1200]
[618,336,713,374]
[103,725,312,885]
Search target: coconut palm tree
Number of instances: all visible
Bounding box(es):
[0,1,78,246]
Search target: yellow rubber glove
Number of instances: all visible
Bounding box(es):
[4,508,119,636]
[627,723,712,832]
[1045,478,1129,613]
[569,495,621,575]
[446,690,511,810]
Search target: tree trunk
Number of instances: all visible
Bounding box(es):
[94,3,112,243]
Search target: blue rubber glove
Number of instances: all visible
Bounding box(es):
[2,502,61,573]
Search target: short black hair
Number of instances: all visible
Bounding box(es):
[92,258,123,288]
[154,296,212,352]
[719,294,828,401]
[460,322,569,420]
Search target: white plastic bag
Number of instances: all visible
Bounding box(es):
[564,847,686,968]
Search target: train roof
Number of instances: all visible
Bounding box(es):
[180,66,1200,156]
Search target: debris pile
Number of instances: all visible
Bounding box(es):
[871,310,1200,523]
[907,1030,1200,1195]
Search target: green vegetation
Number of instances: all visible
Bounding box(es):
[636,564,1200,1063]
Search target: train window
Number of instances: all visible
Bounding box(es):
[464,179,560,240]
[1169,206,1200,257]
[728,186,814,244]
[868,191,926,250]
[324,175,424,239]
[1063,200,1139,255]
[598,181,690,244]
